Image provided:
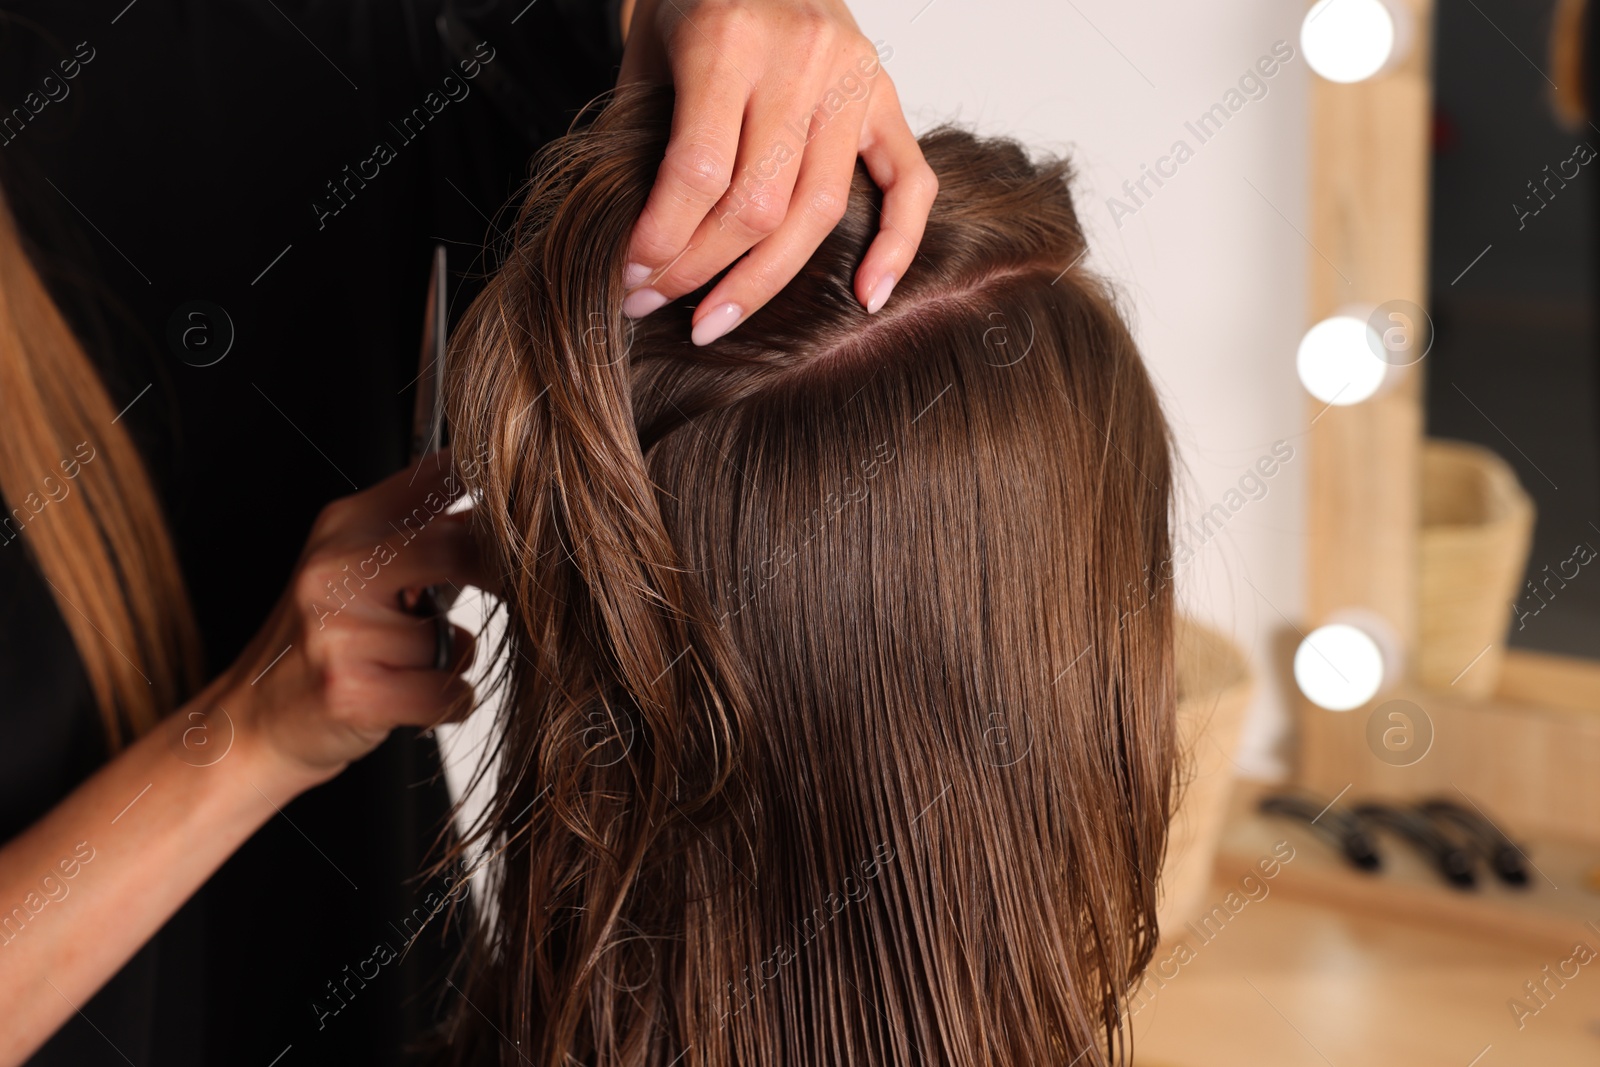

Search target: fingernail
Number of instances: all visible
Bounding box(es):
[866,273,897,314]
[624,262,652,289]
[691,302,742,346]
[622,287,668,319]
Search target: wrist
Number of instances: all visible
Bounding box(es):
[182,675,335,809]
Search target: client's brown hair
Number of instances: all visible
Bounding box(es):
[443,84,1176,1067]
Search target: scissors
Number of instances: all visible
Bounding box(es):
[400,244,457,671]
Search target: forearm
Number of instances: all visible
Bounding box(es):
[0,681,303,1065]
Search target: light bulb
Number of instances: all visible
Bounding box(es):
[1301,0,1397,84]
[1295,622,1386,711]
[1297,315,1387,405]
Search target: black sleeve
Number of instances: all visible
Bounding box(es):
[440,0,628,147]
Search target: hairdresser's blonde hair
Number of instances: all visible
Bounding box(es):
[0,186,200,746]
[1551,0,1589,127]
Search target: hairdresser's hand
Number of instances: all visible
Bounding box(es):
[219,453,492,797]
[617,0,937,345]
[0,452,493,1065]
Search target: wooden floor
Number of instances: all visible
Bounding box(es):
[1131,786,1600,1066]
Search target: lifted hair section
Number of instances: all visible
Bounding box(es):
[443,83,1176,1067]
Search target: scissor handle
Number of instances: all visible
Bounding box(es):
[399,585,455,671]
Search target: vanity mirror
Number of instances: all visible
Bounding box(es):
[1294,0,1600,843]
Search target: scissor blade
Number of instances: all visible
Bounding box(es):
[404,245,460,655]
[410,244,448,460]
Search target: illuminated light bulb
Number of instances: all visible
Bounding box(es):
[1296,315,1387,406]
[1295,622,1386,711]
[1301,0,1398,84]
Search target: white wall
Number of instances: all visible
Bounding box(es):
[857,0,1312,777]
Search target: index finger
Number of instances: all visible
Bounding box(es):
[623,43,755,303]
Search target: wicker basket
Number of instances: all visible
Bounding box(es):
[1157,616,1255,936]
[1417,439,1535,697]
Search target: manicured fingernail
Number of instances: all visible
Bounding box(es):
[623,287,668,318]
[866,273,897,314]
[692,302,742,346]
[624,262,652,288]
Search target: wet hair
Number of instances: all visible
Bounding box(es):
[442,83,1176,1067]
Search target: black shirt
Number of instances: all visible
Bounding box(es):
[0,2,621,1063]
